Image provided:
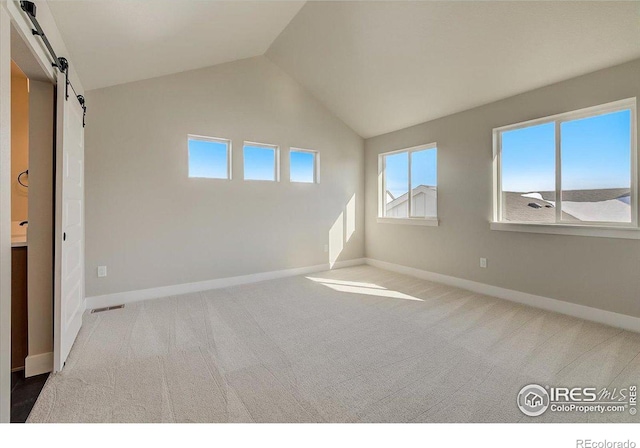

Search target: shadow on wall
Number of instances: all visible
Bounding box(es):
[329,193,357,268]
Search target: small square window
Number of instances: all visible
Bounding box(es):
[290,149,318,183]
[188,135,231,179]
[243,142,279,181]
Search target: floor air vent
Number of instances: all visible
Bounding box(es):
[91,304,125,313]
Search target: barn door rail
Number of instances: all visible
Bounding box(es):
[20,1,87,125]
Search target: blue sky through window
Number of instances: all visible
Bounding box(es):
[501,109,631,192]
[188,138,229,179]
[412,149,437,191]
[501,122,555,192]
[385,152,408,198]
[244,145,276,181]
[290,150,315,183]
[561,110,631,191]
[385,148,437,198]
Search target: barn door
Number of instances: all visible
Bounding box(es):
[53,72,85,372]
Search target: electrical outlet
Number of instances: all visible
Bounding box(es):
[324,244,329,253]
[97,266,107,278]
[480,258,487,268]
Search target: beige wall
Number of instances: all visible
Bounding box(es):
[365,58,640,319]
[85,56,364,298]
[11,61,28,222]
[26,80,54,374]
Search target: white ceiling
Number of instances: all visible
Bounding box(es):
[48,1,640,138]
[47,0,305,90]
[267,1,640,138]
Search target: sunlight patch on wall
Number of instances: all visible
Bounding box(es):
[346,194,356,242]
[329,212,344,268]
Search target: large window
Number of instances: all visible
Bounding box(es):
[188,135,231,179]
[378,143,437,224]
[290,148,319,183]
[494,99,637,228]
[243,142,279,181]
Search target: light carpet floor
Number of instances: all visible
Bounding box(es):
[28,265,640,423]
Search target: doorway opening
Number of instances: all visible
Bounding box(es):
[10,22,56,423]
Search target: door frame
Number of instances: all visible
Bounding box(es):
[0,0,85,422]
[0,3,13,424]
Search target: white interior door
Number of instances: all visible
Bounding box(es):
[53,73,85,372]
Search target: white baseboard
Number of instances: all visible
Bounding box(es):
[86,256,640,333]
[25,352,53,377]
[365,258,640,333]
[86,258,366,310]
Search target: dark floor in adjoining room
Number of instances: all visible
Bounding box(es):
[11,370,49,423]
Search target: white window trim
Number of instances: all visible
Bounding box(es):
[377,217,439,226]
[187,134,232,180]
[490,222,640,240]
[492,98,638,238]
[243,141,280,182]
[377,142,438,224]
[289,147,320,184]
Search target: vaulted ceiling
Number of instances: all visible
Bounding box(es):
[47,0,305,90]
[267,1,640,137]
[48,1,640,138]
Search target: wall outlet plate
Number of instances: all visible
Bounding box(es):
[97,266,107,277]
[480,258,487,268]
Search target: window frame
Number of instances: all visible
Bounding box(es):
[289,148,320,184]
[492,98,638,238]
[187,134,232,180]
[377,142,438,226]
[242,141,280,182]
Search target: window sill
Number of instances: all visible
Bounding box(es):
[490,221,640,240]
[377,217,439,227]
